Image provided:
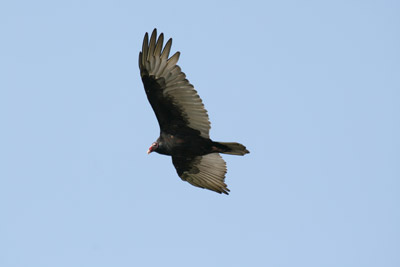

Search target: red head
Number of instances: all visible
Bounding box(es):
[147,142,158,154]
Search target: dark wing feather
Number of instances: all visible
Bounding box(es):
[139,29,211,137]
[172,154,229,194]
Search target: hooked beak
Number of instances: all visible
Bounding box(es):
[147,142,157,154]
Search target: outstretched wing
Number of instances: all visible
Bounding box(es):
[172,153,229,194]
[139,29,211,138]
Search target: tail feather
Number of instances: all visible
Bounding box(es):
[216,142,250,156]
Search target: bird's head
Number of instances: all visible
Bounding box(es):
[147,142,159,154]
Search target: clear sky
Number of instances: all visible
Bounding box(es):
[1,0,399,266]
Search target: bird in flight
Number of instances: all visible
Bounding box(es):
[139,29,249,194]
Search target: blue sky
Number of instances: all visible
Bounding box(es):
[1,0,399,266]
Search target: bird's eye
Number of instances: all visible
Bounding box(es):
[153,142,158,147]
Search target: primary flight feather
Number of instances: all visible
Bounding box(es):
[139,29,249,194]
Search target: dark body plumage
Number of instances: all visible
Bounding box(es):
[139,29,249,194]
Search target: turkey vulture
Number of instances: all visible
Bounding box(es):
[139,29,249,194]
